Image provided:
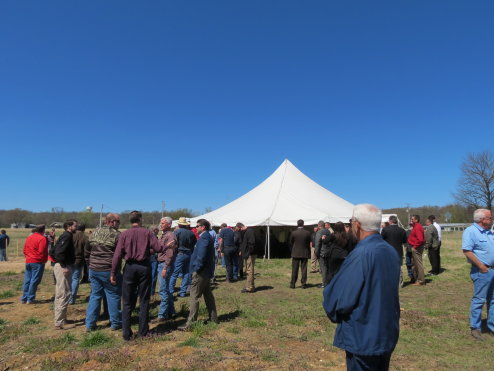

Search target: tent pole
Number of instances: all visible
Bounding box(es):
[267,225,271,260]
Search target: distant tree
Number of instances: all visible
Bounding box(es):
[4,208,31,225]
[454,151,494,211]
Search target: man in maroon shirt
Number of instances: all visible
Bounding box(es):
[408,215,426,285]
[111,211,161,341]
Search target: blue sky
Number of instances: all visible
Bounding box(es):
[1,1,493,214]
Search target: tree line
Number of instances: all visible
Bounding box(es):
[0,208,195,229]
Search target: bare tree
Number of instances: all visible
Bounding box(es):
[454,151,494,210]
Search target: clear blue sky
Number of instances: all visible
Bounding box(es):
[1,1,493,214]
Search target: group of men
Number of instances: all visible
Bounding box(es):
[381,214,442,287]
[19,212,265,340]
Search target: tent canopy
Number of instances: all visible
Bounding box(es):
[190,159,355,227]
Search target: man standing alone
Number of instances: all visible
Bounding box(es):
[408,215,425,286]
[323,204,400,371]
[0,230,10,261]
[462,209,494,341]
[21,224,48,304]
[289,219,311,289]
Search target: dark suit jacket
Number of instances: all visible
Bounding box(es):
[290,227,311,259]
[381,224,407,259]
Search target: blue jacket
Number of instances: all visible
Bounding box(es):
[323,233,400,356]
[189,230,215,278]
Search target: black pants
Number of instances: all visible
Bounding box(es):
[345,351,391,371]
[223,246,238,281]
[428,242,441,274]
[237,252,244,278]
[290,258,308,286]
[122,261,151,340]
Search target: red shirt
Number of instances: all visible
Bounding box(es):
[408,223,425,248]
[24,233,48,263]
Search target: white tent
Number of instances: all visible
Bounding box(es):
[190,159,355,257]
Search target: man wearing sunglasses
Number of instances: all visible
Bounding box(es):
[178,219,218,331]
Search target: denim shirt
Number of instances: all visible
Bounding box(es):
[462,223,494,267]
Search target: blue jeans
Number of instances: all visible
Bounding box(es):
[69,264,83,304]
[470,267,494,331]
[85,270,122,330]
[21,263,45,303]
[0,248,7,261]
[150,255,158,295]
[405,250,414,279]
[158,261,175,319]
[169,251,191,296]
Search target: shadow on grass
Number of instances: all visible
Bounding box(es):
[0,301,14,306]
[255,285,274,292]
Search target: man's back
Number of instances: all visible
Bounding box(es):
[323,234,400,355]
[381,224,407,258]
[290,228,311,258]
[175,228,197,251]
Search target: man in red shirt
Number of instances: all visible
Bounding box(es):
[22,224,48,304]
[408,215,425,285]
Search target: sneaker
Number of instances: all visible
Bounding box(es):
[20,301,26,304]
[55,324,64,330]
[471,329,484,341]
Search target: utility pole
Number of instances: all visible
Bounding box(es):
[161,201,165,218]
[405,203,411,225]
[99,204,104,228]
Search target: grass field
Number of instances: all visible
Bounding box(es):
[0,229,492,370]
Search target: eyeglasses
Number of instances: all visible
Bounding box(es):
[196,225,203,228]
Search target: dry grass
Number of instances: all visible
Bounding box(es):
[0,230,491,370]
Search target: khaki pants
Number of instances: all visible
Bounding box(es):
[245,255,256,291]
[310,247,319,272]
[412,246,425,284]
[54,263,72,327]
[186,271,217,327]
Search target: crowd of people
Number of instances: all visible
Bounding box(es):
[13,205,494,370]
[17,211,267,340]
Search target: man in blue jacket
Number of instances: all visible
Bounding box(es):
[323,204,400,371]
[178,219,218,331]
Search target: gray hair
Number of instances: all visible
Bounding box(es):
[318,220,325,228]
[353,203,382,232]
[161,216,173,225]
[473,209,490,223]
[388,215,398,224]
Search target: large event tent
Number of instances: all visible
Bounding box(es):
[190,159,355,257]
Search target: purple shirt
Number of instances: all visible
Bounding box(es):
[157,230,178,266]
[111,226,161,276]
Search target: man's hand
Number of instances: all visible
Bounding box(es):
[161,269,167,278]
[322,235,326,240]
[110,275,116,285]
[480,265,489,273]
[62,267,70,276]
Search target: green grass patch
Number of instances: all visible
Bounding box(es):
[80,331,113,348]
[225,326,240,334]
[191,321,218,337]
[178,336,200,347]
[0,271,18,277]
[23,316,41,325]
[23,333,77,353]
[243,318,266,328]
[0,290,15,299]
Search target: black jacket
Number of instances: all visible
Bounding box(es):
[240,228,257,258]
[381,224,407,259]
[54,231,76,268]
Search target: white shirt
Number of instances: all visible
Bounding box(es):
[433,222,442,241]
